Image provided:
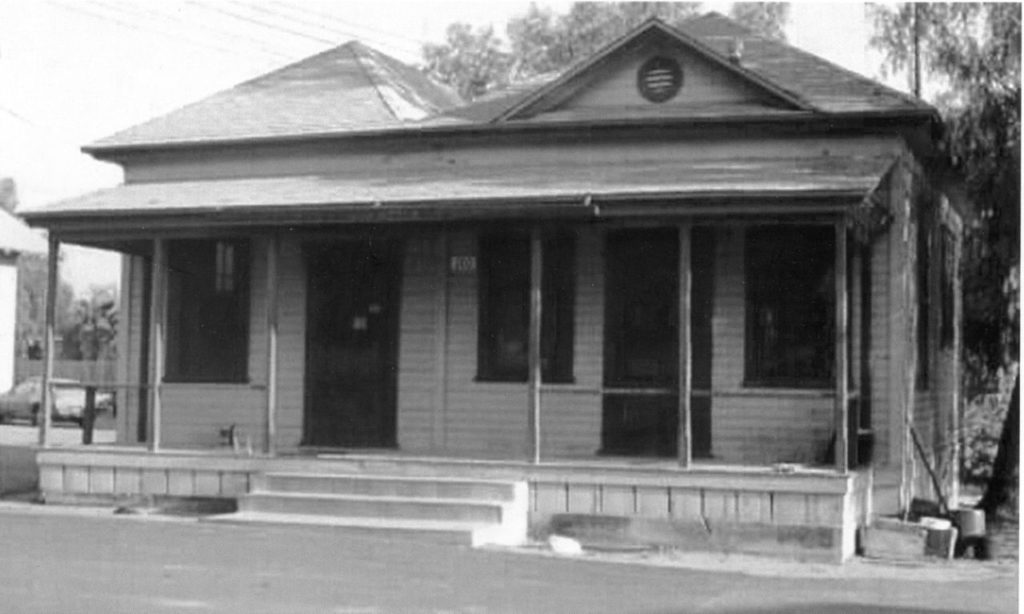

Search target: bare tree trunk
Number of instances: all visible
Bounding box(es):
[978,374,1019,518]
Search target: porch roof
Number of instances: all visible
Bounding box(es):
[24,151,897,230]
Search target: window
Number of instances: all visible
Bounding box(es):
[477,232,575,383]
[940,227,956,348]
[745,226,835,387]
[916,205,931,388]
[165,239,250,383]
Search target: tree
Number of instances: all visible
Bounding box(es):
[62,286,118,361]
[424,3,789,100]
[422,23,512,101]
[729,3,789,41]
[871,3,1021,517]
[16,252,76,359]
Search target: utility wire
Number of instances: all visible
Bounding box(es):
[243,1,422,57]
[186,0,339,46]
[45,0,276,61]
[86,0,296,61]
[262,0,429,53]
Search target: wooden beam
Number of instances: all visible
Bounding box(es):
[678,223,693,468]
[834,221,849,473]
[265,234,279,455]
[37,234,59,447]
[529,228,543,464]
[148,239,166,453]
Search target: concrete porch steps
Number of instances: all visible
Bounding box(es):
[205,512,497,546]
[210,472,528,547]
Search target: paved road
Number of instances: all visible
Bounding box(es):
[0,507,1016,614]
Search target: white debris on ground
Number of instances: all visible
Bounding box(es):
[547,534,583,556]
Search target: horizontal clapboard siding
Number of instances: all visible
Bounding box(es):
[709,227,834,464]
[275,236,306,450]
[396,235,442,453]
[116,219,905,469]
[158,237,269,450]
[117,255,145,444]
[566,45,766,111]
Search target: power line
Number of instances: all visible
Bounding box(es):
[262,1,429,53]
[0,103,91,151]
[45,0,280,62]
[185,0,339,47]
[247,1,422,57]
[86,0,296,62]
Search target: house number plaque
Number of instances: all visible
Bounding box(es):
[449,255,476,275]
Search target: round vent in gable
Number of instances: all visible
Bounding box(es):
[637,56,683,103]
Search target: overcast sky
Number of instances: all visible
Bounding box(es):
[0,1,896,295]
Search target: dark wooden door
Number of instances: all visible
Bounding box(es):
[303,241,400,448]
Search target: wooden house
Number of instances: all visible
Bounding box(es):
[23,15,966,561]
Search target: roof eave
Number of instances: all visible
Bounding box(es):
[82,107,941,162]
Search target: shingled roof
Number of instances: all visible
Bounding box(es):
[89,41,462,149]
[87,12,931,152]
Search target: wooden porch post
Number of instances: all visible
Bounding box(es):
[38,234,59,447]
[677,222,692,468]
[834,220,850,473]
[148,239,166,453]
[529,228,543,464]
[265,234,280,455]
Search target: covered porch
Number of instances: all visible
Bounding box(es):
[32,211,879,471]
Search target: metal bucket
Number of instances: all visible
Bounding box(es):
[955,508,987,538]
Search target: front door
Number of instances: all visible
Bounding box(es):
[303,240,400,448]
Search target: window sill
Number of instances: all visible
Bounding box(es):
[473,377,577,386]
[727,387,836,398]
[161,380,254,389]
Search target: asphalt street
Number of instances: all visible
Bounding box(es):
[0,505,1016,614]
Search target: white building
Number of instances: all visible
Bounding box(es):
[0,208,47,392]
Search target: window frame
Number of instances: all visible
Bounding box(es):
[476,231,576,384]
[744,225,836,389]
[164,238,251,384]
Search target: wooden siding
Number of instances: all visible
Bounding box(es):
[122,136,900,185]
[113,218,912,469]
[274,236,306,450]
[561,43,769,112]
[116,255,146,444]
[708,227,835,465]
[396,227,605,459]
[396,235,442,453]
[155,238,269,451]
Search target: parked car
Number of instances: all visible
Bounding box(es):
[0,377,114,425]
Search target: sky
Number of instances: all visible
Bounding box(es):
[0,1,901,296]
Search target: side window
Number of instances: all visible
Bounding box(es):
[939,227,956,348]
[745,225,835,388]
[165,239,250,383]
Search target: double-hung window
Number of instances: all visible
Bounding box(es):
[745,226,835,388]
[165,238,250,383]
[477,232,575,383]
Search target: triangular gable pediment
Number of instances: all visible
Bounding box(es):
[498,19,809,122]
